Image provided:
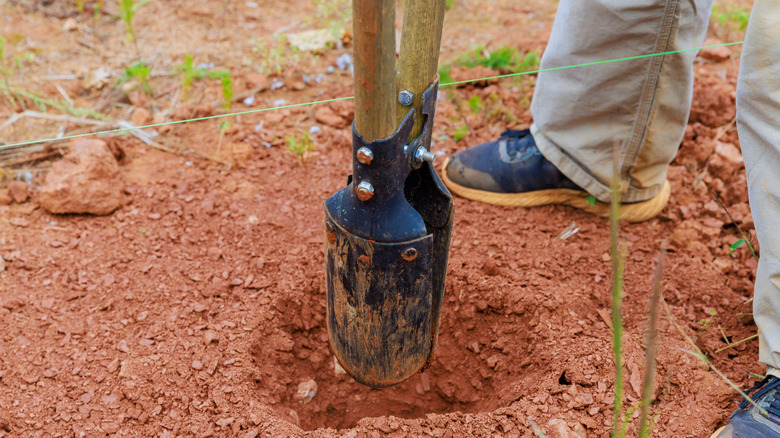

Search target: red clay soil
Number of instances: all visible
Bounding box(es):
[0,1,761,437]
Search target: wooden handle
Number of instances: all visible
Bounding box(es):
[352,0,397,142]
[396,0,446,139]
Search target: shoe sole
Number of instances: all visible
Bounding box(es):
[710,427,725,438]
[441,157,671,223]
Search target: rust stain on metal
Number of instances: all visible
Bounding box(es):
[356,148,373,165]
[357,254,371,269]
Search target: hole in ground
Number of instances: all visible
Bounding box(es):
[249,283,571,431]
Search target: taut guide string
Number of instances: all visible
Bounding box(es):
[0,41,744,151]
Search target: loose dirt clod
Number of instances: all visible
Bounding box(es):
[546,418,581,438]
[0,189,11,206]
[7,181,30,203]
[37,139,124,215]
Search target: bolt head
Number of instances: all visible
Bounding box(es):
[398,90,414,106]
[356,147,374,165]
[355,181,375,201]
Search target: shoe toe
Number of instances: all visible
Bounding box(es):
[713,408,780,438]
[445,145,504,192]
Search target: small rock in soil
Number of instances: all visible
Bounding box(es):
[106,358,119,372]
[204,330,219,345]
[546,419,581,438]
[315,105,347,128]
[116,340,130,353]
[699,38,731,62]
[37,139,124,215]
[294,379,318,404]
[7,181,30,203]
[0,189,11,206]
[131,107,152,126]
[336,53,352,71]
[715,141,743,168]
[482,260,500,276]
[334,357,347,375]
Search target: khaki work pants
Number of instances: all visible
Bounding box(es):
[531,0,780,375]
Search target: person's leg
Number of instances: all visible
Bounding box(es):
[531,0,714,203]
[738,10,780,386]
[711,2,780,437]
[444,0,713,221]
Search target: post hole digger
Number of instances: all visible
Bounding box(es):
[323,0,454,388]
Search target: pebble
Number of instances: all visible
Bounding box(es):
[294,379,318,404]
[216,417,234,428]
[116,340,130,353]
[336,53,353,71]
[0,189,11,206]
[193,303,207,313]
[482,260,500,276]
[63,17,78,31]
[421,373,431,392]
[7,180,30,203]
[334,357,347,375]
[107,358,120,373]
[546,419,581,438]
[204,330,219,345]
[191,360,204,370]
[207,247,223,261]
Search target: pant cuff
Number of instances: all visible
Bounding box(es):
[531,124,665,204]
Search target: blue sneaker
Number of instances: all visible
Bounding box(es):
[441,129,671,222]
[712,376,780,437]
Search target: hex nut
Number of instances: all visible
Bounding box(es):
[356,147,374,165]
[398,90,414,106]
[355,181,375,201]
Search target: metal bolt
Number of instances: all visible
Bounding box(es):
[398,90,414,106]
[414,147,437,165]
[355,181,375,201]
[356,147,374,165]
